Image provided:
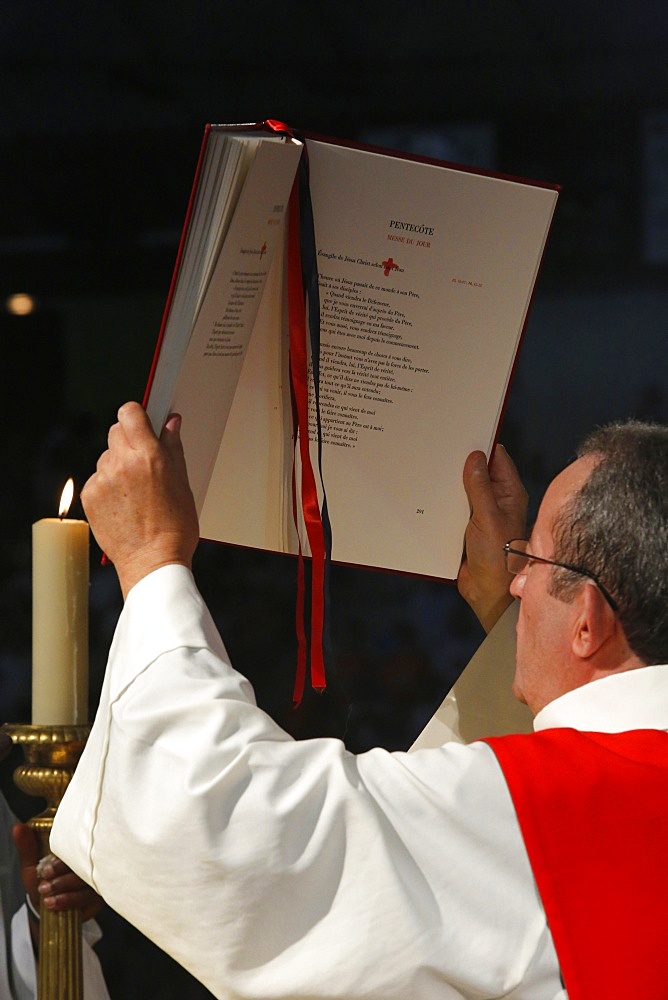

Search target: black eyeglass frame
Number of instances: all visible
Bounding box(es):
[503,539,618,612]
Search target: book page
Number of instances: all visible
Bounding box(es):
[300,140,557,578]
[194,137,557,579]
[148,136,302,509]
[199,231,297,551]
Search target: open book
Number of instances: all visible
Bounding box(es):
[146,122,558,581]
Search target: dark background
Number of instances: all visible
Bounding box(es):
[1,2,668,995]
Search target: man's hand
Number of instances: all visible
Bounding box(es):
[82,402,199,598]
[13,823,103,923]
[457,445,528,633]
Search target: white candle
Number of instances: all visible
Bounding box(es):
[32,479,89,725]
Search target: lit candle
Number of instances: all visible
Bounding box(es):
[32,479,89,725]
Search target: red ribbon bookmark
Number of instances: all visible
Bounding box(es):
[287,167,328,704]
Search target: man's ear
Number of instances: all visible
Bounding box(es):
[572,582,615,660]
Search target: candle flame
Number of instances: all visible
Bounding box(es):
[59,478,75,518]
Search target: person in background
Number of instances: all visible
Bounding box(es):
[0,733,109,999]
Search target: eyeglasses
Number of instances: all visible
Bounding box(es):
[503,539,618,612]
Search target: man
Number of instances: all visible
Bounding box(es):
[51,403,668,999]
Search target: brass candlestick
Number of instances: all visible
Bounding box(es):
[2,723,90,1000]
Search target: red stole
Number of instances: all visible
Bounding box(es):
[484,729,668,1000]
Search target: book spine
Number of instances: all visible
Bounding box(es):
[143,125,213,408]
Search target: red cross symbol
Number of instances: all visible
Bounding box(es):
[382,256,399,277]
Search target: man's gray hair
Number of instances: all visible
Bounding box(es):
[550,420,668,665]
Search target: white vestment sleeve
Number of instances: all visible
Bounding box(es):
[52,565,560,1000]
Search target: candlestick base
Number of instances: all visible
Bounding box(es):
[2,723,91,1000]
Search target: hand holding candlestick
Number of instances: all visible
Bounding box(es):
[3,722,93,1000]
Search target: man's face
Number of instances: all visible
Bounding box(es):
[509,455,599,714]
